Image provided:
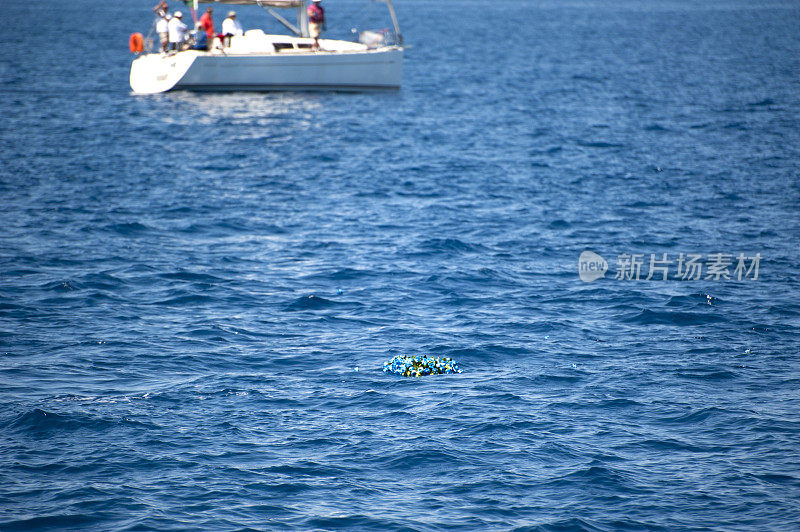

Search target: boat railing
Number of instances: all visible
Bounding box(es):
[202,0,402,44]
[375,0,402,45]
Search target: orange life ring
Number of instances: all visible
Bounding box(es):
[129,33,144,54]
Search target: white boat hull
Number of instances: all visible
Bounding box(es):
[130,46,403,94]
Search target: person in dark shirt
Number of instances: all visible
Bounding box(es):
[191,24,209,51]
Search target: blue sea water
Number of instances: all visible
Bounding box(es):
[2,0,800,529]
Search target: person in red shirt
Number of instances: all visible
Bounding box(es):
[199,7,215,42]
[307,0,325,50]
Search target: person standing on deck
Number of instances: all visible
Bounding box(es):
[168,11,188,51]
[307,0,326,51]
[154,3,170,53]
[199,7,215,43]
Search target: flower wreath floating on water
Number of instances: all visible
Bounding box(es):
[383,355,462,377]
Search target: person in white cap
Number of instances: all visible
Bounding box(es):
[307,0,326,50]
[221,10,244,47]
[168,11,188,51]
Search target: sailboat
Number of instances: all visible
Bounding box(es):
[130,0,403,94]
